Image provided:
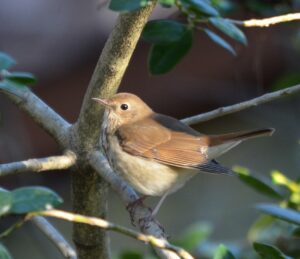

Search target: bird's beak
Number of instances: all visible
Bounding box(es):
[92,98,111,108]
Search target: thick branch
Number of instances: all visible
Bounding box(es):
[181,84,300,125]
[32,216,77,259]
[29,210,193,259]
[89,151,181,259]
[0,84,71,147]
[230,12,300,27]
[0,153,76,177]
[74,1,157,149]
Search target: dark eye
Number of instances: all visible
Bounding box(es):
[120,103,128,110]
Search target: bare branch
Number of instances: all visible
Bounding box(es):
[230,12,300,27]
[182,84,300,125]
[0,84,71,147]
[89,150,182,259]
[32,216,77,259]
[74,1,157,149]
[28,210,193,259]
[0,153,76,177]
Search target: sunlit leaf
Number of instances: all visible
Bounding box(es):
[0,52,16,70]
[256,203,300,225]
[0,243,12,259]
[159,0,175,7]
[177,222,212,251]
[148,29,193,74]
[271,170,299,193]
[204,29,236,55]
[213,244,236,259]
[109,0,151,12]
[180,0,219,16]
[209,17,247,45]
[142,20,188,44]
[253,242,291,259]
[0,189,12,216]
[5,72,37,85]
[248,215,275,242]
[11,186,63,214]
[233,166,282,199]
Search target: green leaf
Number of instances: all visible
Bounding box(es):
[204,29,236,55]
[149,29,193,74]
[119,250,143,259]
[271,170,300,193]
[248,215,276,242]
[109,0,151,12]
[5,72,37,85]
[292,227,300,237]
[253,242,291,259]
[11,186,63,214]
[256,203,300,226]
[209,17,247,45]
[0,189,12,216]
[272,73,300,91]
[0,52,16,70]
[177,222,212,251]
[180,0,219,16]
[159,0,175,7]
[233,166,282,199]
[213,244,236,259]
[0,243,12,259]
[142,20,188,44]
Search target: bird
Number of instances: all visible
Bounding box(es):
[92,93,274,216]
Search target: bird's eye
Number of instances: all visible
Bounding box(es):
[120,103,128,110]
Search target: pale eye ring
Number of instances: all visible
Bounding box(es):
[120,103,128,110]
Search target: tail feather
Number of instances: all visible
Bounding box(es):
[210,128,275,146]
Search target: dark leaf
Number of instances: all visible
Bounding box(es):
[149,29,193,74]
[233,166,282,199]
[292,227,300,237]
[120,250,143,259]
[180,0,219,16]
[11,186,63,214]
[256,203,300,226]
[272,73,300,91]
[0,243,12,259]
[177,222,212,251]
[0,189,12,216]
[142,20,188,44]
[159,0,175,7]
[209,17,247,45]
[0,52,16,70]
[5,72,37,85]
[253,242,291,259]
[204,29,236,55]
[213,244,236,259]
[109,0,151,12]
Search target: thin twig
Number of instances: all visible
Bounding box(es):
[0,153,76,177]
[229,12,300,27]
[0,219,26,238]
[181,84,300,125]
[0,84,71,147]
[32,216,77,259]
[88,150,181,259]
[28,210,193,259]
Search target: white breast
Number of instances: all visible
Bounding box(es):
[103,135,196,197]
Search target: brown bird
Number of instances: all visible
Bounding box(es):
[93,93,274,216]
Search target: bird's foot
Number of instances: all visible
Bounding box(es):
[126,196,148,226]
[138,215,166,236]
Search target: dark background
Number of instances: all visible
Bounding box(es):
[1,0,300,258]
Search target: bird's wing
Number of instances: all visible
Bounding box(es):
[116,114,234,174]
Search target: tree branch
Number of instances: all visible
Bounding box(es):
[0,84,71,147]
[32,216,77,259]
[88,150,182,259]
[74,1,157,149]
[28,210,193,259]
[0,153,76,177]
[230,12,300,27]
[181,84,300,125]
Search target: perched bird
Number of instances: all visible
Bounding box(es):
[93,93,274,216]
